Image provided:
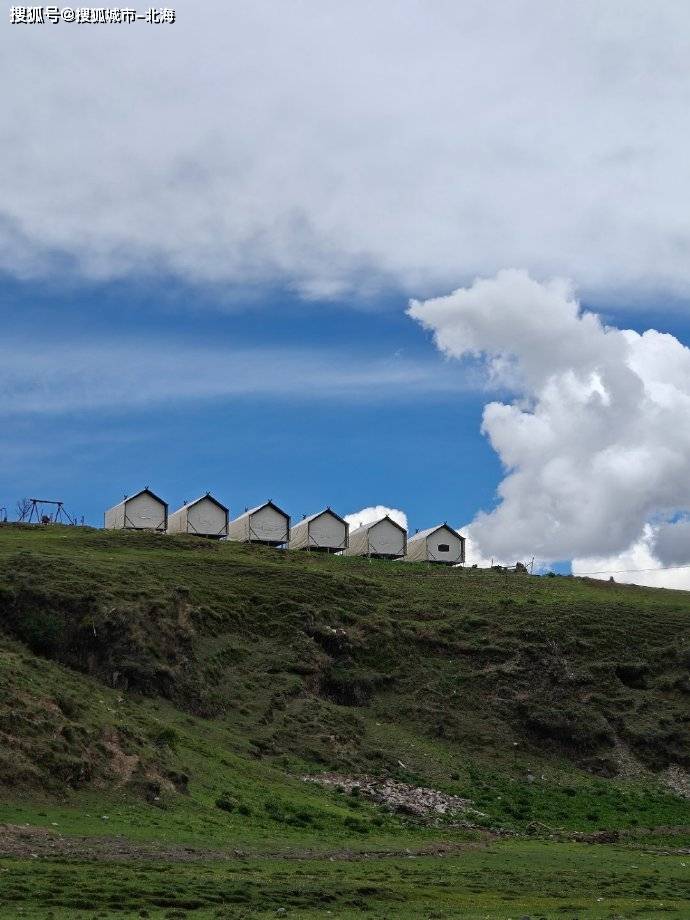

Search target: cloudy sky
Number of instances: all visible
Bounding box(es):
[4,1,690,586]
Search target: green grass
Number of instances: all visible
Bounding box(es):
[1,523,690,916]
[1,840,689,918]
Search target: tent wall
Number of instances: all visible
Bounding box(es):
[187,497,228,537]
[426,528,464,563]
[406,525,464,564]
[345,518,406,558]
[125,492,167,531]
[288,518,310,550]
[105,492,166,531]
[104,503,125,530]
[226,513,250,542]
[309,512,347,550]
[168,497,228,537]
[227,504,290,545]
[405,534,428,563]
[368,518,406,557]
[249,505,289,544]
[344,525,370,556]
[289,511,347,551]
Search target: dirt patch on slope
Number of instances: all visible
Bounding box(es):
[0,823,486,863]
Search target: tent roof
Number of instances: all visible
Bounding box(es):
[408,523,465,543]
[295,507,348,528]
[108,487,168,512]
[231,499,290,524]
[348,515,407,539]
[173,492,229,515]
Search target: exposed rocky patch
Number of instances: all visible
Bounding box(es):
[302,772,485,821]
[663,764,690,799]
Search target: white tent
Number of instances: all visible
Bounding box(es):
[104,488,168,532]
[289,508,348,552]
[344,515,407,559]
[226,500,290,546]
[167,493,229,539]
[405,523,465,565]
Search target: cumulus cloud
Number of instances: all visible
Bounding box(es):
[3,1,690,301]
[409,270,690,584]
[572,525,690,590]
[650,518,690,567]
[345,506,408,533]
[458,528,494,569]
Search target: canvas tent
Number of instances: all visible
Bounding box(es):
[104,488,168,532]
[405,523,465,565]
[226,500,290,546]
[344,515,407,559]
[167,493,229,538]
[288,507,348,552]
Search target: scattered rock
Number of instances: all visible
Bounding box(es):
[663,764,690,799]
[572,829,620,844]
[302,773,485,820]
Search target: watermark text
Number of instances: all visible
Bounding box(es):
[10,6,176,23]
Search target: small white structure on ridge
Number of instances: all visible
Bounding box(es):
[104,487,168,532]
[226,500,290,546]
[344,515,407,559]
[289,507,349,553]
[167,493,229,539]
[405,523,465,565]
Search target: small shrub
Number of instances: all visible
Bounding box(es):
[215,794,239,813]
[150,726,180,749]
[55,693,82,719]
[522,702,614,752]
[616,662,649,689]
[321,665,393,707]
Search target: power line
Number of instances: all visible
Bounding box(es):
[575,562,690,577]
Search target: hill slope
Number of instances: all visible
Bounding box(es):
[1,522,690,839]
[4,524,690,917]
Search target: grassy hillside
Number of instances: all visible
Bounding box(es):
[1,523,690,917]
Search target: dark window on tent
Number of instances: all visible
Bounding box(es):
[437,543,450,552]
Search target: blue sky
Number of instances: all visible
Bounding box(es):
[5,1,690,585]
[1,273,502,533]
[5,270,690,555]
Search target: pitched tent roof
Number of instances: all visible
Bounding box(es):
[348,515,407,539]
[298,506,348,527]
[231,500,290,523]
[175,492,229,514]
[108,487,168,511]
[408,523,465,543]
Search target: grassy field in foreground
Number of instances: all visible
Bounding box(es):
[1,839,689,919]
[1,524,690,917]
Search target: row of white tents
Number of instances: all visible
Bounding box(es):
[104,488,466,564]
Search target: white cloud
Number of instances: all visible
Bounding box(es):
[572,525,690,590]
[650,518,690,567]
[345,506,408,532]
[409,270,690,586]
[3,1,690,302]
[0,338,468,415]
[459,528,494,569]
